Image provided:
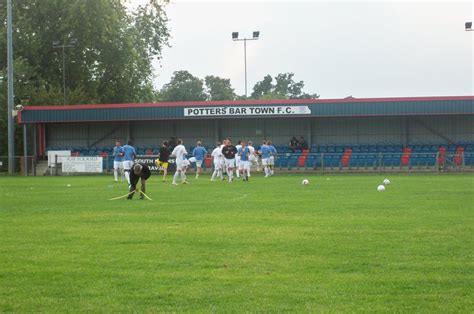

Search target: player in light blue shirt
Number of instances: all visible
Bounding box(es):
[193,141,207,179]
[121,140,136,185]
[112,140,124,182]
[259,141,272,177]
[192,141,207,179]
[238,142,251,181]
[267,140,277,176]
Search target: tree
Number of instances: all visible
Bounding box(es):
[251,73,320,100]
[250,75,273,99]
[0,0,170,105]
[160,71,206,102]
[0,0,170,155]
[204,75,235,101]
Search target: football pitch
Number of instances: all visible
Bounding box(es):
[0,174,473,312]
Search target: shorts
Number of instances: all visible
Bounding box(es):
[113,161,123,170]
[195,160,203,168]
[123,160,133,170]
[235,156,241,167]
[225,158,235,168]
[268,156,275,166]
[175,160,185,171]
[262,158,269,166]
[239,160,250,170]
[213,159,222,169]
[248,154,256,162]
[155,159,169,169]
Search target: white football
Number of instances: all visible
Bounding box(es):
[302,179,309,185]
[383,178,391,185]
[377,185,385,192]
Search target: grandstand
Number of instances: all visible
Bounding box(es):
[18,95,474,173]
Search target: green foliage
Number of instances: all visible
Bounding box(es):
[160,71,207,102]
[0,0,170,155]
[251,74,274,99]
[0,174,473,311]
[251,73,320,100]
[160,72,237,102]
[204,75,235,101]
[0,0,169,105]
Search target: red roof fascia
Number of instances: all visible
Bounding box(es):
[21,95,474,111]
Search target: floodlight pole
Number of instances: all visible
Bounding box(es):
[232,32,260,98]
[244,39,247,98]
[7,0,15,175]
[53,39,77,105]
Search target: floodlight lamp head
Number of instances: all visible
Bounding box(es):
[466,22,472,31]
[232,32,239,40]
[253,31,260,39]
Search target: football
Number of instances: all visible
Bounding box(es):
[377,185,385,192]
[302,179,309,185]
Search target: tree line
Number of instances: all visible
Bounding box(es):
[160,71,319,102]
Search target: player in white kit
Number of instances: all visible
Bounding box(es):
[171,139,188,185]
[247,140,258,177]
[210,141,224,181]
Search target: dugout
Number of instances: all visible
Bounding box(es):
[17,96,474,172]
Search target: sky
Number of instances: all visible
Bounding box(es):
[131,0,473,99]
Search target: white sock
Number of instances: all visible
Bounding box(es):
[228,169,233,181]
[181,172,186,182]
[114,169,118,181]
[125,171,130,184]
[172,172,179,184]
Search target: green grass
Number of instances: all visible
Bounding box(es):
[0,174,473,312]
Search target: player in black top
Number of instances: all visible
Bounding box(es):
[156,141,171,182]
[127,163,151,200]
[221,138,238,182]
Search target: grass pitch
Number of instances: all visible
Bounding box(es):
[0,173,473,312]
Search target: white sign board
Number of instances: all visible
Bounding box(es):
[48,150,71,167]
[62,157,103,173]
[184,106,311,117]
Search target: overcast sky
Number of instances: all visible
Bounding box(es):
[132,0,473,99]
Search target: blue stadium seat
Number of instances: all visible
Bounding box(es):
[359,145,369,152]
[465,154,474,166]
[305,156,315,168]
[277,156,288,168]
[349,155,359,167]
[426,154,436,166]
[288,155,299,169]
[368,146,377,153]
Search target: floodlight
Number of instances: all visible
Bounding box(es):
[466,22,472,31]
[232,32,239,40]
[253,31,260,39]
